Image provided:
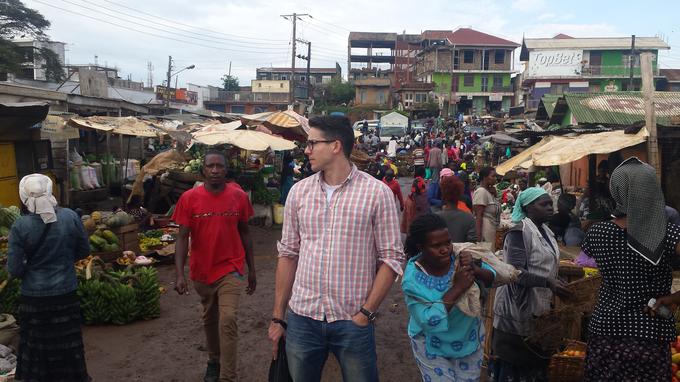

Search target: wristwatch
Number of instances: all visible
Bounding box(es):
[359,306,377,322]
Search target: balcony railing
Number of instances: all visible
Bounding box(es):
[214,91,290,103]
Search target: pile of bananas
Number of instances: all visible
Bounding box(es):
[139,237,162,252]
[77,266,162,325]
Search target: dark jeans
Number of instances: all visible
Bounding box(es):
[286,309,378,382]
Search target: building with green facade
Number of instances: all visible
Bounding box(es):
[414,28,520,116]
[519,35,669,111]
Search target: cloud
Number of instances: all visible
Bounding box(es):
[511,0,546,12]
[522,23,620,39]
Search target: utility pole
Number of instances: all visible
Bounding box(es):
[146,61,154,88]
[281,13,310,106]
[641,51,661,179]
[228,61,232,76]
[165,55,172,111]
[628,35,636,91]
[296,38,311,100]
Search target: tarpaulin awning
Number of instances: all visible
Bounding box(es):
[197,120,243,132]
[240,111,276,125]
[68,116,167,137]
[496,128,648,175]
[191,129,296,151]
[0,102,49,133]
[479,133,522,145]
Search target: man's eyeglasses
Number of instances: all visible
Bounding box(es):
[305,139,336,150]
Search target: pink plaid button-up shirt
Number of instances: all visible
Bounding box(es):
[277,165,405,322]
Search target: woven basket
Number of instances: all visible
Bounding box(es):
[548,340,587,382]
[555,275,602,313]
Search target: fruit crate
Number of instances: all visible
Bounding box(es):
[109,223,139,253]
[548,340,587,382]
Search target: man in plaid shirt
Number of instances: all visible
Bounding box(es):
[268,116,405,381]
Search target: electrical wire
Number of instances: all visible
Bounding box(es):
[70,0,291,47]
[32,0,291,57]
[54,0,290,51]
[99,0,289,42]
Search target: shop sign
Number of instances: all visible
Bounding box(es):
[489,93,503,102]
[40,115,80,140]
[527,50,583,78]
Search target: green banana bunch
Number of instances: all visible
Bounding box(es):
[135,266,161,320]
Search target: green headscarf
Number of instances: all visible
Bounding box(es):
[512,187,548,223]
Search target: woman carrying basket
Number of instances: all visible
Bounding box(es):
[491,187,572,381]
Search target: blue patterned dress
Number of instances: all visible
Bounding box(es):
[402,253,494,381]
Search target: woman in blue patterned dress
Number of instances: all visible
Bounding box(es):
[402,213,496,381]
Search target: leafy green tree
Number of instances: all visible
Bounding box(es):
[318,78,354,106]
[0,0,65,81]
[221,74,240,91]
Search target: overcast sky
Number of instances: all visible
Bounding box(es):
[23,0,680,89]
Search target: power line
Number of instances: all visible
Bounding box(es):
[309,16,352,33]
[54,0,290,51]
[32,0,291,56]
[99,0,289,42]
[71,0,290,47]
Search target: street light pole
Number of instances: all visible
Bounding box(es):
[166,55,172,111]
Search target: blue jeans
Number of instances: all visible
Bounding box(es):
[286,309,378,382]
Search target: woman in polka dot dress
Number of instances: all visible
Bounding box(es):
[582,158,680,381]
[402,214,496,381]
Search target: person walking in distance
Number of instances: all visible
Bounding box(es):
[383,168,404,213]
[268,116,405,382]
[173,150,256,382]
[427,142,443,182]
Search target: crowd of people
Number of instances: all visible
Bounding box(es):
[6,114,680,382]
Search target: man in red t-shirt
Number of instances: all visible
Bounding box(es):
[173,151,255,382]
[382,169,404,212]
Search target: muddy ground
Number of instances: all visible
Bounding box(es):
[83,225,422,382]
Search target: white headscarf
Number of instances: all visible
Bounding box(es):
[19,174,58,224]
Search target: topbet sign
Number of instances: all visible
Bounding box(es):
[527,50,583,78]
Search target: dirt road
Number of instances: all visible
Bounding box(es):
[83,225,421,381]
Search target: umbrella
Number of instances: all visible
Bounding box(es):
[198,120,243,132]
[192,129,296,151]
[479,133,522,145]
[263,110,309,141]
[240,111,276,125]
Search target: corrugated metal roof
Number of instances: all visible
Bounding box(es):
[660,69,680,82]
[523,37,669,50]
[562,92,680,125]
[449,28,520,47]
[540,94,561,118]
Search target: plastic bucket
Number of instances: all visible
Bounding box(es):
[273,203,284,225]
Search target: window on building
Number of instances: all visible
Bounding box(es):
[300,76,306,82]
[19,68,34,79]
[453,50,460,70]
[257,83,262,88]
[415,93,427,103]
[463,74,474,87]
[280,83,284,88]
[273,74,279,80]
[230,105,245,113]
[281,75,287,80]
[495,50,505,64]
[406,93,413,100]
[481,76,489,92]
[360,90,366,104]
[463,50,474,64]
[378,91,386,105]
[493,74,504,88]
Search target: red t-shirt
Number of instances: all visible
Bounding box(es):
[172,185,254,284]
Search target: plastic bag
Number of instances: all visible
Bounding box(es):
[80,166,94,189]
[425,168,431,180]
[69,148,83,165]
[268,338,292,382]
[70,165,82,190]
[88,166,101,188]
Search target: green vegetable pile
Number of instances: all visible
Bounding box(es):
[0,206,20,238]
[0,269,21,316]
[89,229,120,252]
[77,260,161,325]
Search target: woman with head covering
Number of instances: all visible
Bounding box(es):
[581,158,680,381]
[491,187,572,381]
[7,174,91,382]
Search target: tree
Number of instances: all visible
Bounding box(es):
[0,0,65,81]
[318,77,354,106]
[221,74,239,91]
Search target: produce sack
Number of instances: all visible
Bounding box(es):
[70,165,82,190]
[88,166,101,188]
[268,338,292,382]
[80,166,94,189]
[451,242,520,317]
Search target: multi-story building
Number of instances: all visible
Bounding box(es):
[414,28,520,115]
[519,34,669,110]
[0,39,66,81]
[203,79,290,114]
[256,65,341,85]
